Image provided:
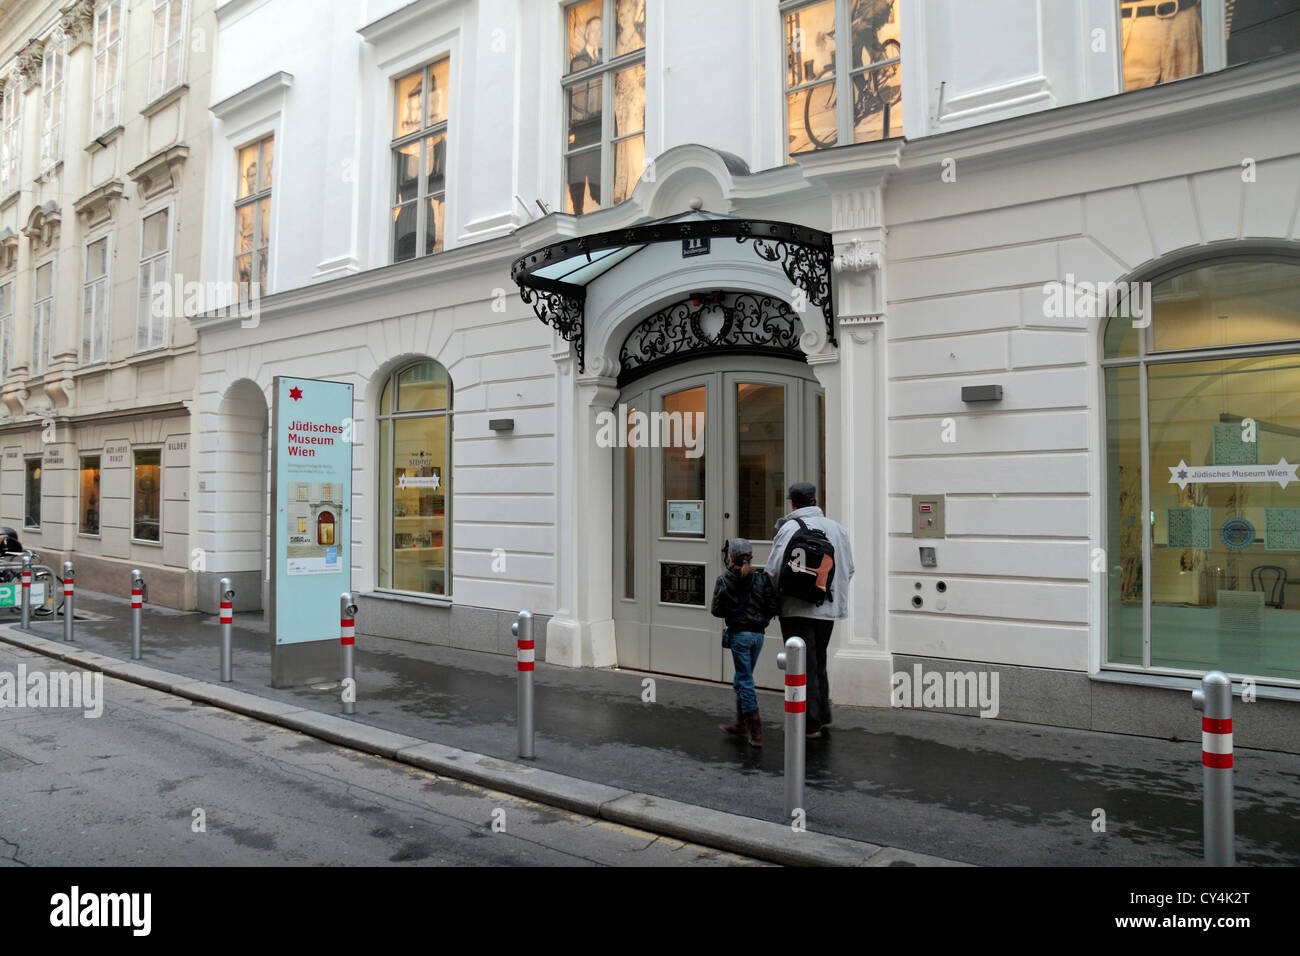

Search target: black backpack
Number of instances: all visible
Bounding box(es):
[778,518,836,605]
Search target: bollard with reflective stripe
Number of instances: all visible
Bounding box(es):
[512,610,535,759]
[219,578,234,682]
[776,636,807,821]
[62,561,75,642]
[20,554,31,631]
[340,592,357,715]
[1191,671,1235,866]
[130,569,144,660]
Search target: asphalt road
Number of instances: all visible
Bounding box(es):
[0,644,763,867]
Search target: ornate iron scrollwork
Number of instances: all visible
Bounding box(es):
[736,234,835,347]
[618,293,804,386]
[519,284,585,370]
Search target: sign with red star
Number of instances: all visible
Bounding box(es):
[289,386,303,401]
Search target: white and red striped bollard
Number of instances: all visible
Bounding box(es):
[219,577,234,682]
[512,610,535,758]
[130,570,144,659]
[777,635,807,820]
[62,561,74,642]
[19,555,31,630]
[340,592,356,715]
[1192,670,1235,866]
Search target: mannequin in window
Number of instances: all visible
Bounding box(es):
[1121,0,1203,91]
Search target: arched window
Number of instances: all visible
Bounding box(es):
[377,360,453,596]
[1102,256,1300,684]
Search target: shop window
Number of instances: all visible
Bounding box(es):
[561,0,645,214]
[149,0,186,102]
[24,458,41,529]
[40,41,64,171]
[391,58,448,262]
[235,134,273,300]
[137,209,169,352]
[83,237,110,364]
[32,262,53,375]
[92,0,123,135]
[133,449,161,542]
[1102,257,1300,683]
[377,360,453,596]
[80,456,100,535]
[782,0,901,158]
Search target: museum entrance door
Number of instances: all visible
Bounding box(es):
[614,356,825,688]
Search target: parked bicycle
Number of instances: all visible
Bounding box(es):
[0,527,63,618]
[801,3,900,149]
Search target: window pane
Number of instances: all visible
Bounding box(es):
[236,205,254,254]
[1151,261,1300,352]
[80,457,101,535]
[257,250,268,296]
[36,262,51,298]
[567,77,602,150]
[851,62,902,142]
[260,137,273,190]
[391,415,448,595]
[425,196,444,255]
[615,0,646,56]
[1227,1,1300,65]
[662,386,706,536]
[143,209,168,256]
[565,0,604,73]
[1105,365,1144,666]
[397,361,449,411]
[238,144,259,198]
[392,202,417,262]
[784,0,836,89]
[565,148,602,215]
[134,449,161,541]
[424,133,446,194]
[259,198,271,250]
[737,383,784,541]
[86,238,108,281]
[1120,0,1203,91]
[1146,353,1300,680]
[235,253,253,292]
[395,69,423,139]
[788,80,837,155]
[613,63,644,137]
[25,459,41,528]
[394,141,420,203]
[612,134,644,206]
[427,58,450,127]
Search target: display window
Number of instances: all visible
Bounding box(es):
[80,456,101,535]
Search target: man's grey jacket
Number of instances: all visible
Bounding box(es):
[763,506,855,620]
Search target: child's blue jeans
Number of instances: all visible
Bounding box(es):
[730,631,765,711]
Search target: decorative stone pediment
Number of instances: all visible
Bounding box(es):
[22,201,61,248]
[73,179,125,225]
[0,228,17,270]
[128,145,189,199]
[60,0,95,51]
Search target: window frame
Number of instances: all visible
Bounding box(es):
[23,456,42,530]
[779,0,902,157]
[1099,251,1300,687]
[0,80,20,198]
[136,203,172,353]
[234,133,273,300]
[92,0,125,136]
[376,360,454,599]
[32,259,54,376]
[148,0,187,104]
[559,0,646,216]
[79,454,102,537]
[131,446,163,545]
[0,279,12,380]
[82,232,112,365]
[389,57,450,263]
[39,39,64,172]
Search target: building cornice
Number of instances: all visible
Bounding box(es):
[127,145,189,199]
[358,0,460,46]
[210,70,292,121]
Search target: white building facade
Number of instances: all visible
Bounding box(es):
[194,0,1300,749]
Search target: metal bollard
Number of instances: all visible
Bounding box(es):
[1191,671,1235,866]
[130,569,144,660]
[19,554,31,630]
[776,636,807,821]
[340,592,357,715]
[219,578,234,682]
[62,561,75,642]
[512,610,535,759]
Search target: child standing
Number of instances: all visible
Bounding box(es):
[710,538,779,747]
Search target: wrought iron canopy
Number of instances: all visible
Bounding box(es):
[512,210,835,372]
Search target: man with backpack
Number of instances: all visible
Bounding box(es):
[764,482,854,739]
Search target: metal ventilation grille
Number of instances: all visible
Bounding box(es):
[1218,590,1264,631]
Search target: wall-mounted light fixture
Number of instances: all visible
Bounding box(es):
[960,384,1003,403]
[489,419,515,433]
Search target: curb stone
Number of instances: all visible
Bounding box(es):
[0,625,970,867]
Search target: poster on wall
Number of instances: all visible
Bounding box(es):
[271,376,354,645]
